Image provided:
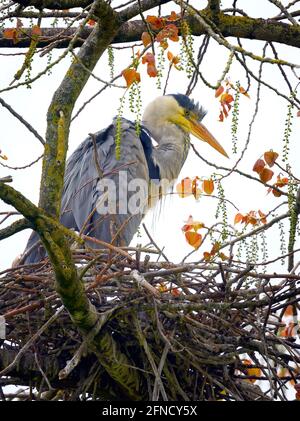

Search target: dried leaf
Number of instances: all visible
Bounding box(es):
[121,68,140,88]
[147,64,158,77]
[203,179,214,195]
[87,19,96,26]
[234,213,244,224]
[283,305,294,318]
[239,86,250,98]
[171,287,181,297]
[167,11,180,21]
[176,177,192,198]
[157,283,167,292]
[182,215,205,232]
[167,50,180,65]
[242,359,261,383]
[146,15,165,30]
[31,25,42,37]
[259,168,274,183]
[142,53,155,64]
[211,242,220,255]
[156,24,179,42]
[215,85,224,98]
[264,150,279,167]
[252,159,265,174]
[272,188,282,197]
[219,252,228,261]
[3,28,19,43]
[185,231,202,249]
[159,40,168,49]
[258,209,267,224]
[220,92,234,105]
[203,252,211,261]
[141,31,151,47]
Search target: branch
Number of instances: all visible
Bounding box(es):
[0,218,31,240]
[2,10,300,50]
[15,0,93,8]
[207,0,221,14]
[119,0,170,21]
[0,182,142,399]
[0,97,45,146]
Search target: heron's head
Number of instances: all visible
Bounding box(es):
[142,94,228,158]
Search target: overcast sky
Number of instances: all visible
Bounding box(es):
[0,0,299,270]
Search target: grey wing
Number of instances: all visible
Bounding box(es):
[23,119,150,264]
[62,118,149,246]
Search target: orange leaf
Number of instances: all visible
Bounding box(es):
[146,15,165,30]
[242,360,261,383]
[203,252,211,261]
[147,64,158,77]
[219,111,224,122]
[3,28,19,43]
[141,31,152,47]
[182,215,205,232]
[156,24,179,42]
[275,176,289,187]
[185,231,202,249]
[142,52,155,64]
[252,159,265,174]
[31,25,42,37]
[272,188,281,197]
[239,86,250,98]
[176,177,192,198]
[215,85,224,98]
[283,305,294,318]
[171,287,181,297]
[167,11,180,21]
[167,51,180,65]
[221,103,229,118]
[264,150,279,167]
[234,213,243,224]
[219,252,228,261]
[258,209,267,224]
[220,92,234,105]
[202,179,214,195]
[87,19,96,26]
[122,68,140,88]
[159,40,168,49]
[259,168,274,183]
[211,241,220,255]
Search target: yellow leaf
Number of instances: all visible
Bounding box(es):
[185,231,202,249]
[202,179,214,195]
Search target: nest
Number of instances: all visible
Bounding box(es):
[0,246,300,401]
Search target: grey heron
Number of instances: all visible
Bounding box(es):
[23,94,228,264]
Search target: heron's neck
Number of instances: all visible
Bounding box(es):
[144,121,190,182]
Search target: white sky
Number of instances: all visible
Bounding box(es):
[0,0,299,270]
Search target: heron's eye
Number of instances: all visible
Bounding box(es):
[184,110,190,118]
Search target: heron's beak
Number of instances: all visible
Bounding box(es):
[189,118,229,158]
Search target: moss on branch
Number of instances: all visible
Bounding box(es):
[2,11,300,50]
[0,218,32,240]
